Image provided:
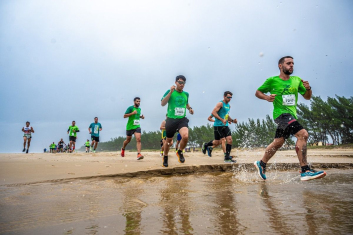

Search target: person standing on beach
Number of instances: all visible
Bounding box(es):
[202,91,236,163]
[161,75,194,167]
[254,56,326,181]
[22,121,34,154]
[121,97,145,160]
[89,117,102,153]
[67,121,79,153]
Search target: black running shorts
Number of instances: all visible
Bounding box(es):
[165,117,189,138]
[91,136,100,142]
[69,136,76,142]
[274,113,304,139]
[126,128,142,136]
[214,126,232,140]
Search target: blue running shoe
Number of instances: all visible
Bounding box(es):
[300,169,326,181]
[206,146,213,157]
[254,161,266,180]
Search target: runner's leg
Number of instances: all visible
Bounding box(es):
[294,129,309,166]
[122,136,132,149]
[178,127,189,150]
[261,138,285,163]
[135,132,142,153]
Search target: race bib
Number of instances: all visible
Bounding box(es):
[282,94,295,106]
[175,107,185,116]
[133,119,140,125]
[94,125,99,134]
[71,132,75,136]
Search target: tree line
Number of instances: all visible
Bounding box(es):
[82,95,352,151]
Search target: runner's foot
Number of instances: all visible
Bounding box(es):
[176,150,185,163]
[206,146,213,157]
[163,156,168,167]
[137,153,144,160]
[254,161,266,180]
[202,142,207,154]
[224,157,236,163]
[22,148,25,152]
[121,148,125,157]
[26,149,29,154]
[300,169,326,181]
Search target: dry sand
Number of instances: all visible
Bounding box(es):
[1,148,352,185]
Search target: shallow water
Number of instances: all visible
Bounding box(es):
[0,169,352,235]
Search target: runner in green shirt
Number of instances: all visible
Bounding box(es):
[67,120,79,153]
[161,75,194,167]
[254,56,326,181]
[85,139,90,153]
[49,142,56,153]
[121,97,145,160]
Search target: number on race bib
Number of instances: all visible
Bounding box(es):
[175,107,185,116]
[282,94,295,106]
[133,120,140,125]
[94,125,99,134]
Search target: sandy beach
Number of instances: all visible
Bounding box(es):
[1,148,352,185]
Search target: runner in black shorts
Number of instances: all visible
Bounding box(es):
[58,138,65,153]
[202,91,236,163]
[161,75,194,167]
[254,56,326,181]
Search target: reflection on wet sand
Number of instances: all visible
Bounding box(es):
[209,174,241,234]
[159,176,193,235]
[259,182,291,234]
[120,180,145,235]
[0,170,352,234]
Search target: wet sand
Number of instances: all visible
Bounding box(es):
[0,149,352,185]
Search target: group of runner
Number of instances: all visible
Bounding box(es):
[21,56,326,181]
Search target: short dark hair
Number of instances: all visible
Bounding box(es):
[26,121,30,124]
[94,117,98,119]
[72,120,75,122]
[224,91,233,97]
[134,97,140,101]
[175,75,186,82]
[278,56,293,65]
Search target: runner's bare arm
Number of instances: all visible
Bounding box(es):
[140,114,145,119]
[22,127,24,132]
[161,85,176,106]
[301,80,312,100]
[212,102,225,124]
[160,120,166,130]
[187,104,194,115]
[255,90,276,102]
[31,127,34,133]
[88,127,91,134]
[207,116,215,122]
[124,110,137,118]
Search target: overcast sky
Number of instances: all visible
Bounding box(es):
[1,0,352,153]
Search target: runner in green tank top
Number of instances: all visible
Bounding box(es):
[254,56,326,181]
[161,75,194,167]
[121,97,145,160]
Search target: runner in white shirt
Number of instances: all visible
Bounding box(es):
[22,121,34,154]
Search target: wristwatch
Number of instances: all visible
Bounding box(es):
[306,86,312,91]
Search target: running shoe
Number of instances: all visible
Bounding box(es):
[206,146,213,157]
[176,150,185,163]
[300,169,326,181]
[121,148,125,157]
[93,150,96,153]
[90,146,93,152]
[22,148,25,152]
[254,161,266,180]
[202,142,207,154]
[163,156,168,167]
[160,151,163,157]
[26,149,29,154]
[137,153,144,160]
[224,157,236,163]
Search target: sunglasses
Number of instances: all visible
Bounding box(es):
[226,96,232,99]
[177,81,185,85]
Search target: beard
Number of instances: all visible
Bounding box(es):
[135,103,140,107]
[283,67,293,75]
